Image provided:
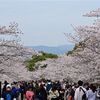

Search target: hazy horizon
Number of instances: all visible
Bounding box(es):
[27,43,74,47]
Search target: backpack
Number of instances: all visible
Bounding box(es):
[6,94,11,100]
[80,87,88,100]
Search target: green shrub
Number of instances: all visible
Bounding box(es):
[26,61,35,71]
[41,64,48,68]
[26,52,58,71]
[32,55,46,62]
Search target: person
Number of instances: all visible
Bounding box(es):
[34,82,40,99]
[38,84,47,100]
[74,80,87,100]
[2,81,9,95]
[20,82,26,100]
[25,86,34,100]
[0,81,1,98]
[48,86,59,100]
[64,85,75,100]
[67,85,75,100]
[86,84,96,100]
[64,85,70,100]
[96,86,100,100]
[1,84,16,100]
[46,80,52,93]
[11,83,21,100]
[58,87,65,100]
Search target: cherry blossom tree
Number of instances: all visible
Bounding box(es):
[65,8,100,58]
[0,22,33,67]
[65,8,100,82]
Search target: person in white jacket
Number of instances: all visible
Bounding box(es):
[86,84,96,100]
[74,80,86,100]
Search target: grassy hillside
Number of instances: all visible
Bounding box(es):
[26,52,58,71]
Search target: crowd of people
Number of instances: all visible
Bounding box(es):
[0,79,100,100]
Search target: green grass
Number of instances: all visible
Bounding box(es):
[26,52,58,71]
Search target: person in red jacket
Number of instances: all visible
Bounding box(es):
[26,86,34,100]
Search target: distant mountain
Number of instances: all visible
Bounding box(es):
[29,44,74,55]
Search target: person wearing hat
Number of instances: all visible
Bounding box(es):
[1,84,16,100]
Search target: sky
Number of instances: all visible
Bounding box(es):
[0,0,100,46]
